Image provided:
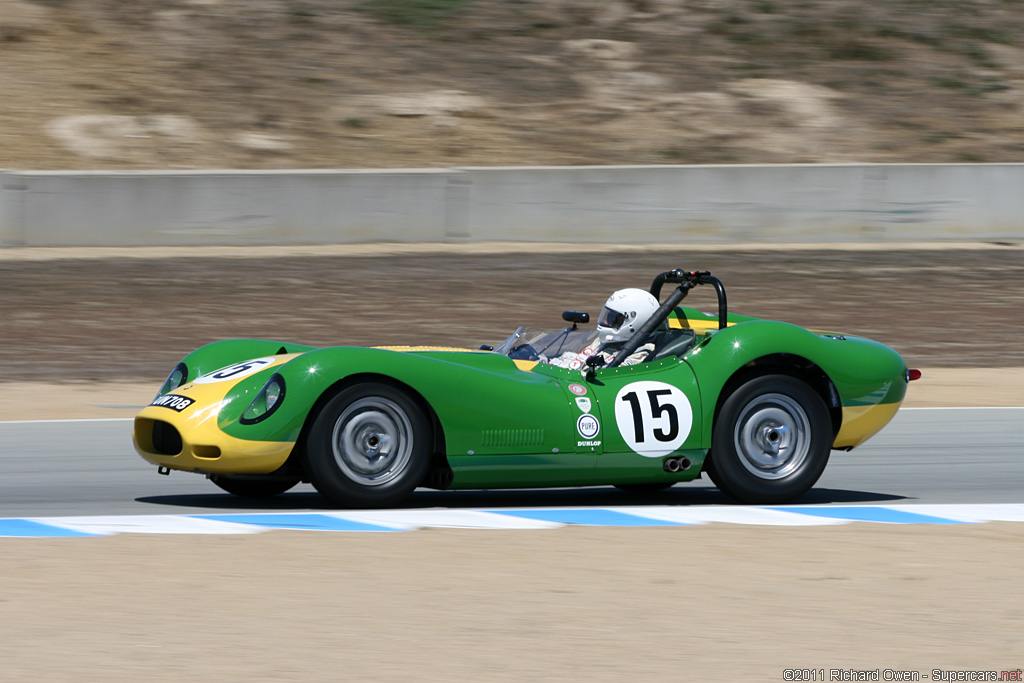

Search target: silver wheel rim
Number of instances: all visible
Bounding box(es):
[332,397,414,487]
[733,392,811,480]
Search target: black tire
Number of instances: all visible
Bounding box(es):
[709,374,831,504]
[210,476,300,498]
[701,452,722,488]
[305,383,431,508]
[613,483,674,494]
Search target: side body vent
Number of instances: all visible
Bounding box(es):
[481,429,545,448]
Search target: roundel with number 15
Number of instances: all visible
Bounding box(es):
[613,381,694,458]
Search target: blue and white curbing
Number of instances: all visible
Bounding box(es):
[3,504,1024,537]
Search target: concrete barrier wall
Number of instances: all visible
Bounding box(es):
[0,170,454,247]
[2,164,1023,247]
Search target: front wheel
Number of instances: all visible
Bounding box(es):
[709,374,832,504]
[305,383,432,508]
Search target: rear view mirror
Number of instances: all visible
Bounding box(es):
[562,311,590,325]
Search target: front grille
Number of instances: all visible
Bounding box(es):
[151,420,183,456]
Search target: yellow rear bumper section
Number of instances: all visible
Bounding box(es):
[134,408,295,474]
[833,402,902,450]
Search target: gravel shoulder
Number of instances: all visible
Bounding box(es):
[3,244,1023,384]
[2,524,1021,682]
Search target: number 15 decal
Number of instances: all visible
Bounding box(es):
[193,357,277,384]
[614,381,693,457]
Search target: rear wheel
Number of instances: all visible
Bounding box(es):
[210,476,300,498]
[709,374,831,504]
[305,383,431,508]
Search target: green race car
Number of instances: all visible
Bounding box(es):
[133,270,916,506]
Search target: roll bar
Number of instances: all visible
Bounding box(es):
[607,270,727,368]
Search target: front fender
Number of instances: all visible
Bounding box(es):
[233,347,576,457]
[173,339,318,386]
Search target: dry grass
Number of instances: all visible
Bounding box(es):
[3,0,1024,169]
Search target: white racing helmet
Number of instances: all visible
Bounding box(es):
[596,288,660,343]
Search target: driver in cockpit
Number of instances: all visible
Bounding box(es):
[591,288,660,367]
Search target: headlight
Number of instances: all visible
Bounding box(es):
[265,379,283,411]
[241,374,286,424]
[156,362,188,398]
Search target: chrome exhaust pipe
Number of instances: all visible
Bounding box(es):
[663,457,692,473]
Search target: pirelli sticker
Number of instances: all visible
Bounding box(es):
[150,394,195,412]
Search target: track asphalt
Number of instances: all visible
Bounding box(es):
[2,407,1022,536]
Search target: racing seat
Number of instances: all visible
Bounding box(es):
[647,329,697,362]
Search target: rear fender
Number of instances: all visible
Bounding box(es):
[684,320,907,445]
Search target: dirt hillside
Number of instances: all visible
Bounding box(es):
[5,0,1024,169]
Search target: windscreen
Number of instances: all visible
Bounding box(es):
[492,326,601,368]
